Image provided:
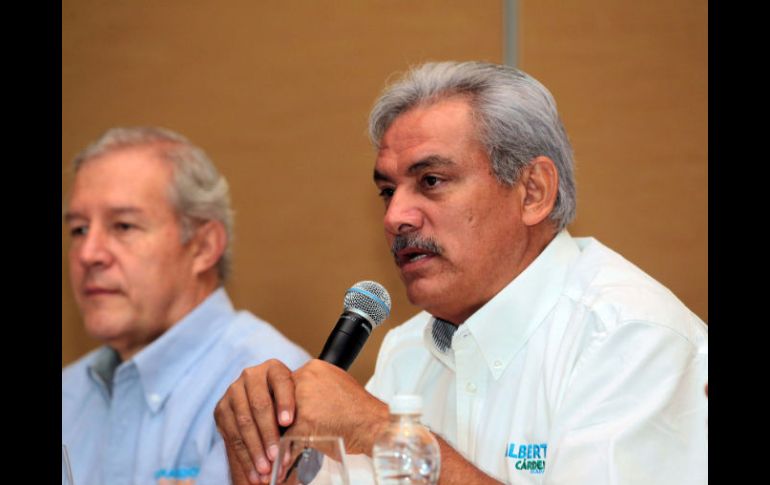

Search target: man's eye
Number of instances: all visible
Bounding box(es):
[115,222,135,232]
[379,187,395,199]
[70,226,88,237]
[422,175,441,188]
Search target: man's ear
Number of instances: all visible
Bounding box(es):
[520,156,559,227]
[191,220,227,276]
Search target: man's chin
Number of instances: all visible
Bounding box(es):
[404,279,443,310]
[83,314,130,342]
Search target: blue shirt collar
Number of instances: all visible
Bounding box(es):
[132,287,236,413]
[85,288,237,413]
[86,346,121,399]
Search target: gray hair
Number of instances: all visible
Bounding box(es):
[368,61,576,231]
[71,126,234,282]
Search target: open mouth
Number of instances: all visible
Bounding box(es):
[396,248,436,267]
[391,234,443,269]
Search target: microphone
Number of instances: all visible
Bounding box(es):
[318,280,392,370]
[283,282,391,483]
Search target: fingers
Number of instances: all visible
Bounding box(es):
[236,373,276,476]
[292,360,390,456]
[253,361,296,464]
[270,362,298,428]
[215,379,262,484]
[214,359,298,484]
[224,439,257,485]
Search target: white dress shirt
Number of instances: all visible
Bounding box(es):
[353,231,708,484]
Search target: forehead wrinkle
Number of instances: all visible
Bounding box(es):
[63,206,145,222]
[109,207,144,216]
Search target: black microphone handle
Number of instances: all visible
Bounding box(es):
[278,310,373,437]
[318,310,374,371]
[279,283,388,480]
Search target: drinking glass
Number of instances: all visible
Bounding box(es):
[269,436,349,485]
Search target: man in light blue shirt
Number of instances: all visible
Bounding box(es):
[62,126,310,485]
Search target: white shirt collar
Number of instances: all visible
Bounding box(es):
[423,230,581,379]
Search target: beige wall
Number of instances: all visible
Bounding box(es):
[519,0,708,324]
[62,0,707,385]
[62,0,504,384]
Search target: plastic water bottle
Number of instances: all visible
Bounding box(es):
[372,394,440,484]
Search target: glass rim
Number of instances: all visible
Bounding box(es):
[279,435,345,445]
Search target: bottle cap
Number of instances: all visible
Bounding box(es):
[389,394,423,414]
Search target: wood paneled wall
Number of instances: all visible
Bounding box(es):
[62,0,706,385]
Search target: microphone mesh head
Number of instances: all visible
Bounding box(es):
[343,280,391,327]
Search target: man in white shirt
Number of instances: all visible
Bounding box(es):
[214,61,707,484]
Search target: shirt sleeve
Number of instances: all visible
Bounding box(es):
[544,320,708,485]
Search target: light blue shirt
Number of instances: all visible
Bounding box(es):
[62,288,310,485]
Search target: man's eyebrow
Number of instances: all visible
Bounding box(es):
[406,155,455,175]
[373,155,456,183]
[63,207,144,222]
[373,169,391,184]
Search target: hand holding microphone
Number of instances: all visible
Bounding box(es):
[282,281,391,483]
[214,281,391,485]
[278,280,390,434]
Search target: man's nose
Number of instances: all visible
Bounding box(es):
[75,226,114,268]
[383,188,424,236]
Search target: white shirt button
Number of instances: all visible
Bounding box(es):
[466,381,477,393]
[149,393,161,404]
[493,360,503,369]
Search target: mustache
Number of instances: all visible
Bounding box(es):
[391,234,444,257]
